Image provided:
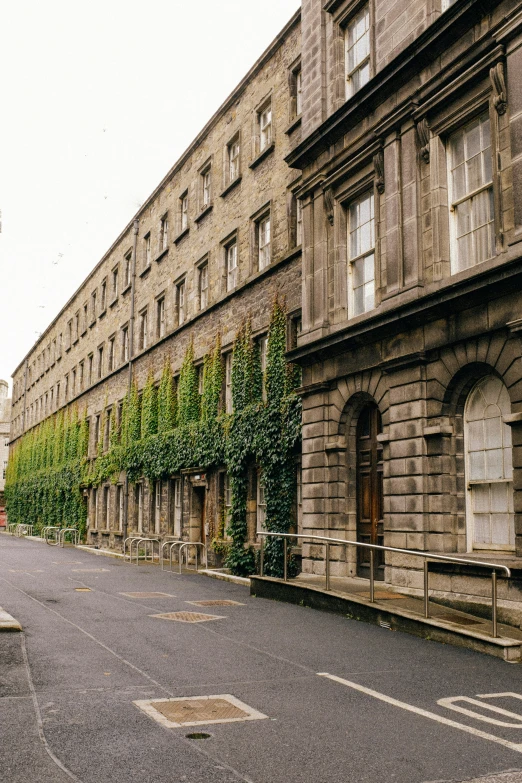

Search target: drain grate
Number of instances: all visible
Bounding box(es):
[120,592,176,599]
[133,694,268,728]
[187,600,245,607]
[439,613,483,626]
[150,611,225,623]
[359,591,407,600]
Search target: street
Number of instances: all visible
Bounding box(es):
[1,534,522,783]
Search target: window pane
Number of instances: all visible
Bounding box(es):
[469,450,485,480]
[472,484,489,513]
[485,448,504,480]
[484,415,502,449]
[490,482,508,513]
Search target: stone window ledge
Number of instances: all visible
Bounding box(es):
[195,204,213,224]
[249,141,275,170]
[139,265,151,279]
[155,247,169,264]
[109,296,118,308]
[174,227,190,245]
[220,177,242,198]
[285,116,302,135]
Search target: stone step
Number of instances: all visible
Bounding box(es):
[250,576,522,664]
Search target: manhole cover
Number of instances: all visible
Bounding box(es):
[120,592,176,599]
[74,588,91,592]
[71,568,110,573]
[133,694,268,728]
[439,613,483,626]
[359,591,407,600]
[187,600,245,607]
[150,612,225,623]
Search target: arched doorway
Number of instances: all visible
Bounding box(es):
[356,403,384,579]
[464,375,515,551]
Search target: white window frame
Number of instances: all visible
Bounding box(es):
[258,102,272,153]
[347,190,375,317]
[117,485,124,532]
[345,4,371,99]
[180,193,188,231]
[464,376,515,552]
[447,112,495,275]
[228,136,240,182]
[124,252,132,287]
[154,480,161,535]
[226,241,238,290]
[160,214,169,251]
[201,167,211,209]
[199,262,208,310]
[258,214,271,271]
[173,477,182,537]
[157,297,166,338]
[139,309,148,350]
[104,486,110,529]
[176,280,186,325]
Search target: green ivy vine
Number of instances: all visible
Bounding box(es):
[5,300,302,578]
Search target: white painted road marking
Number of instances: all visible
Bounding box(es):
[317,673,522,754]
[438,696,522,728]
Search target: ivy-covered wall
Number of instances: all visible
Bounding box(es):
[5,300,301,576]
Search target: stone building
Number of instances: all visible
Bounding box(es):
[9,0,522,604]
[0,380,11,508]
[289,0,522,597]
[9,11,303,556]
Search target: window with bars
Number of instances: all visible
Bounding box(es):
[104,486,110,528]
[92,487,98,530]
[448,113,494,273]
[345,4,371,99]
[465,375,515,551]
[172,477,182,536]
[347,191,375,317]
[154,481,161,535]
[199,262,208,310]
[226,241,238,290]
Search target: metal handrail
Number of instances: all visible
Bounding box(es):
[7,523,18,535]
[178,542,207,574]
[258,532,511,639]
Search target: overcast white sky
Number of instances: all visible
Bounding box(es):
[0,0,300,391]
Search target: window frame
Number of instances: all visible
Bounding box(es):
[138,308,148,351]
[446,111,496,275]
[346,188,376,318]
[156,295,166,339]
[198,258,209,310]
[257,99,273,155]
[175,279,186,326]
[343,1,372,100]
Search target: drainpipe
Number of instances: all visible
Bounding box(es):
[123,218,139,544]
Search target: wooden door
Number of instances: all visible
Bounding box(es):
[356,404,384,580]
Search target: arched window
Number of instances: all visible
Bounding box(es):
[464,376,514,551]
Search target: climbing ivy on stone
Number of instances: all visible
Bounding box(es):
[177,341,200,425]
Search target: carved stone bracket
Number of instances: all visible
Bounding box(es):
[373,150,385,194]
[490,62,507,115]
[416,118,430,163]
[324,187,335,225]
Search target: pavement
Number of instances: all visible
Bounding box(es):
[2,534,522,783]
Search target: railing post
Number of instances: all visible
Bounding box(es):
[370,550,375,603]
[260,536,264,577]
[492,570,498,638]
[325,543,330,591]
[283,538,288,582]
[424,560,429,619]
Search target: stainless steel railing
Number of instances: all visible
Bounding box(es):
[257,532,511,639]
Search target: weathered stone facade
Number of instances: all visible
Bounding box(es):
[9,0,522,602]
[9,12,302,555]
[0,380,11,503]
[289,0,522,592]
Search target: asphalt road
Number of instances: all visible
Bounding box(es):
[1,535,522,783]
